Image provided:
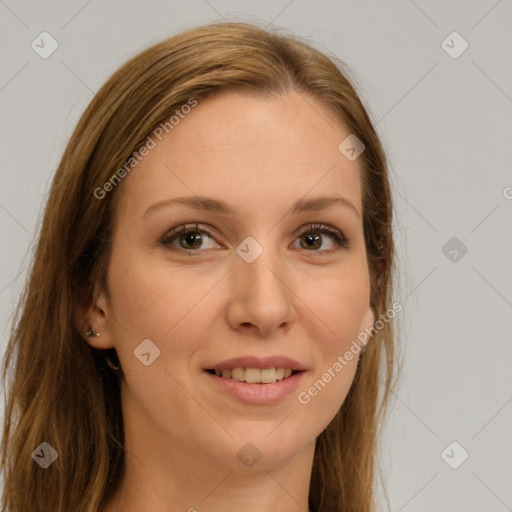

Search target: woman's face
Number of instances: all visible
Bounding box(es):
[91,89,375,470]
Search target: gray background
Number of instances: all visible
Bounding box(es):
[1,1,511,510]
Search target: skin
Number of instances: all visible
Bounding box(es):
[82,89,375,512]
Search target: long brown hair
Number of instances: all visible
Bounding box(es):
[1,21,399,512]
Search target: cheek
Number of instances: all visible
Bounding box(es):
[106,249,221,369]
[295,264,369,419]
[107,249,192,333]
[308,263,370,351]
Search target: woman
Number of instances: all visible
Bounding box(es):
[1,21,399,512]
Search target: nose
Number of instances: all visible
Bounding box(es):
[226,243,297,338]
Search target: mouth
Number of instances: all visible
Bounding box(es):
[205,367,303,384]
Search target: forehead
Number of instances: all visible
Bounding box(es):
[115,89,364,221]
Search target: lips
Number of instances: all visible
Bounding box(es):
[205,355,307,372]
[204,366,306,404]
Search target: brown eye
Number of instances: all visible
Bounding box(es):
[294,224,349,252]
[299,232,322,250]
[161,222,350,256]
[177,231,204,250]
[161,223,221,253]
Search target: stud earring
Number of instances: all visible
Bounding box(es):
[86,327,121,371]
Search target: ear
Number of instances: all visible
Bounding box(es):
[360,305,375,334]
[358,305,376,352]
[75,288,115,350]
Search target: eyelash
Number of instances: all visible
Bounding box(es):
[160,222,350,255]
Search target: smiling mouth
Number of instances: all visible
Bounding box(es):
[205,367,302,384]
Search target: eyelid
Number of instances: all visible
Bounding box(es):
[294,223,350,251]
[160,222,217,244]
[160,222,350,253]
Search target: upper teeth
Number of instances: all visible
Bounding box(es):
[214,367,293,383]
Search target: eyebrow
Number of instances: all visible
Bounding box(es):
[144,194,360,218]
